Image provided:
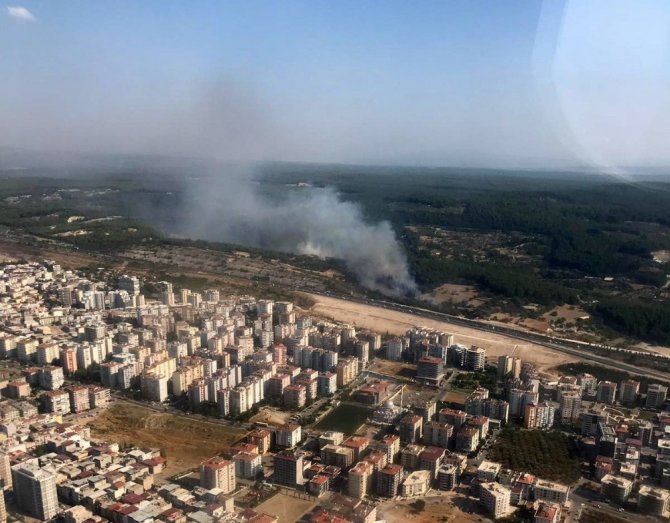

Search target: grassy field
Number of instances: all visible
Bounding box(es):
[313,403,371,435]
[87,402,246,476]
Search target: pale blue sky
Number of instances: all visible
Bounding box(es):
[2,1,670,169]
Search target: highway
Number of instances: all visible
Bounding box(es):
[310,291,670,382]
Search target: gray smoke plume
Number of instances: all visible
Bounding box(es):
[0,70,418,296]
[148,78,419,297]
[176,174,417,297]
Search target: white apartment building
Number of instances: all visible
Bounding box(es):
[534,479,570,505]
[480,482,511,519]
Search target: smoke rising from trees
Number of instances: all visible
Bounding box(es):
[176,175,418,296]
[146,78,418,296]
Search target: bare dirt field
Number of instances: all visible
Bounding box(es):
[0,238,100,269]
[307,294,578,373]
[421,283,482,306]
[254,492,315,523]
[370,359,418,379]
[441,391,468,406]
[490,304,591,336]
[87,402,246,477]
[376,493,482,523]
[250,408,293,426]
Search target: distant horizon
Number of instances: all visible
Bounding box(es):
[3,144,670,179]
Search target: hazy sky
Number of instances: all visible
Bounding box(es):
[2,0,670,169]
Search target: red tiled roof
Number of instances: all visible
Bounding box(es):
[310,475,329,486]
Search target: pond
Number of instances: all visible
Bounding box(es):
[313,403,372,435]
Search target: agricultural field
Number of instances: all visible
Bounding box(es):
[87,402,246,477]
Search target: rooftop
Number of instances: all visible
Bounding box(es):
[420,446,445,461]
[380,464,403,476]
[535,479,569,492]
[601,474,633,488]
[535,502,559,519]
[639,485,670,499]
[481,482,511,496]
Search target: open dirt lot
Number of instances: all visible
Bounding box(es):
[250,408,293,426]
[377,493,482,523]
[254,492,315,523]
[307,293,578,373]
[370,359,418,379]
[491,304,592,337]
[421,283,483,306]
[87,402,246,477]
[0,238,100,269]
[441,390,468,406]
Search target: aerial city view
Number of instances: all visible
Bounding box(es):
[3,1,670,523]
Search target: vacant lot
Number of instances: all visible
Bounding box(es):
[0,237,100,269]
[370,359,418,378]
[441,390,468,406]
[250,408,293,427]
[488,428,581,484]
[377,494,482,523]
[87,402,246,476]
[422,283,482,306]
[255,492,315,523]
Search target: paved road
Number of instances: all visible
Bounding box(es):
[310,291,670,382]
[569,487,651,523]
